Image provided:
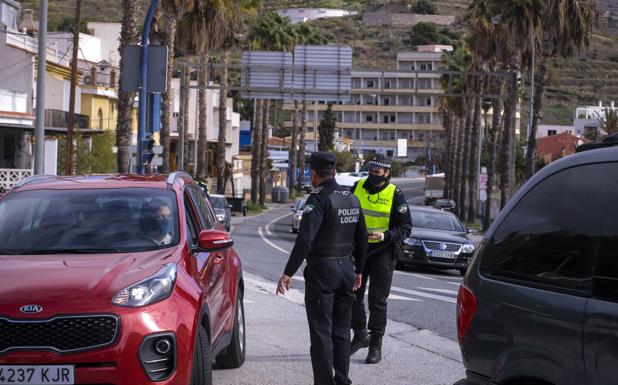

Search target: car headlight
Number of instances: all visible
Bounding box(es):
[462,244,476,253]
[113,264,177,307]
[404,237,422,247]
[216,214,225,221]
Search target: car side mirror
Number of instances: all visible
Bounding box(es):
[466,228,475,234]
[198,230,234,251]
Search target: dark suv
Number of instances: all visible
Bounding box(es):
[457,147,618,385]
[0,173,245,385]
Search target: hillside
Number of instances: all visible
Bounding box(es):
[18,0,618,125]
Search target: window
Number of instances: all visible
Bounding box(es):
[593,178,618,302]
[387,150,393,157]
[366,80,374,88]
[384,81,392,89]
[548,130,557,136]
[426,98,432,106]
[384,98,390,106]
[480,163,618,294]
[187,186,216,230]
[365,115,374,122]
[97,108,103,129]
[390,115,396,123]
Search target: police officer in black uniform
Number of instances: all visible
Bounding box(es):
[350,159,412,364]
[277,152,368,385]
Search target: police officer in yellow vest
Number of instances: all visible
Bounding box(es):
[350,159,412,364]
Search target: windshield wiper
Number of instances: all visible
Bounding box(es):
[19,248,122,255]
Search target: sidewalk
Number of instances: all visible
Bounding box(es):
[214,272,465,385]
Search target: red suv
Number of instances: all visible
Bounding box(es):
[0,172,245,385]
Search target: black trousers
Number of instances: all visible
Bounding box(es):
[304,256,356,385]
[351,249,395,336]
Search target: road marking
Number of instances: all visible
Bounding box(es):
[390,286,456,303]
[395,271,436,280]
[265,212,294,236]
[418,287,459,296]
[258,226,289,254]
[446,281,462,287]
[293,276,422,302]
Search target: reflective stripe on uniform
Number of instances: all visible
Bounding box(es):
[354,178,396,243]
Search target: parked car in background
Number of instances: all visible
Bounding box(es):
[458,147,618,385]
[401,206,475,276]
[335,173,361,189]
[209,193,232,231]
[424,173,445,205]
[291,199,307,233]
[0,173,246,385]
[301,176,312,193]
[433,198,456,211]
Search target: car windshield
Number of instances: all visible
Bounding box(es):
[209,196,227,209]
[411,210,464,232]
[0,188,180,254]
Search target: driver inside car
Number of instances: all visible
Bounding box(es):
[140,199,173,246]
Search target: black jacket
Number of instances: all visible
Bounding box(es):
[284,178,368,277]
[352,180,413,259]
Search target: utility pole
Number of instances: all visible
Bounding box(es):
[34,0,48,175]
[65,0,82,175]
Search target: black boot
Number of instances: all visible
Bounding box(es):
[365,335,382,364]
[350,329,370,355]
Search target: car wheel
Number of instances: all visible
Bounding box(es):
[459,268,467,276]
[191,325,212,385]
[215,292,246,369]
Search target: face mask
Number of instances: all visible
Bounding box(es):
[365,174,387,192]
[155,218,172,236]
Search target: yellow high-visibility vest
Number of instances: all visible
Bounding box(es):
[354,178,396,243]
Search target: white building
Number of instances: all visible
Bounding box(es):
[277,8,357,24]
[536,125,576,139]
[574,101,615,138]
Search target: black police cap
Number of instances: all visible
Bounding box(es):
[309,151,337,171]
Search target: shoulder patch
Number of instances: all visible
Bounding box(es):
[398,204,409,214]
[395,187,402,194]
[303,204,315,214]
[310,186,324,194]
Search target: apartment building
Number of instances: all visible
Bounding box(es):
[284,45,452,161]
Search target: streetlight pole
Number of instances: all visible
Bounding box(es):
[34,0,48,175]
[137,0,160,175]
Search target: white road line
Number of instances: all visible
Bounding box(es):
[418,287,459,296]
[293,276,422,302]
[258,226,290,254]
[391,286,456,303]
[265,212,294,235]
[446,281,462,287]
[395,271,436,280]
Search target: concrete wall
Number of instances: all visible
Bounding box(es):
[363,12,455,27]
[87,23,122,65]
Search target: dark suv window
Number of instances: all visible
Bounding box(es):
[593,183,618,302]
[480,163,618,294]
[187,186,216,230]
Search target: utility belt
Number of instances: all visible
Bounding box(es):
[306,254,355,266]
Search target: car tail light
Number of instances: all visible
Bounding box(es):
[456,283,477,344]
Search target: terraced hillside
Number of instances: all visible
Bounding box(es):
[18,0,618,125]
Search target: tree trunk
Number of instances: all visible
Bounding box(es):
[183,65,191,171]
[459,99,472,220]
[217,50,229,194]
[197,54,208,180]
[525,40,550,179]
[115,0,139,173]
[160,15,176,173]
[484,83,502,230]
[250,99,263,204]
[297,100,307,190]
[500,66,518,209]
[442,112,453,199]
[467,75,484,223]
[453,116,465,210]
[290,100,299,192]
[259,100,270,206]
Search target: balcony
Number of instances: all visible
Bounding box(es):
[44,109,90,129]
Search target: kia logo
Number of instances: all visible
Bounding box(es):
[439,243,448,251]
[20,305,43,314]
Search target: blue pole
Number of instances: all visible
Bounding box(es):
[137,0,160,174]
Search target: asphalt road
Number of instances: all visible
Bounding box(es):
[231,178,464,341]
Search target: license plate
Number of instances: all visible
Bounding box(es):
[430,250,455,259]
[0,366,74,385]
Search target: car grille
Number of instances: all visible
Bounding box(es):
[422,241,462,253]
[0,315,119,354]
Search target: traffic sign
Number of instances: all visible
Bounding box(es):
[269,150,289,161]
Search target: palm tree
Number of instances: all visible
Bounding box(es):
[196,55,208,179]
[160,12,176,173]
[259,100,270,205]
[525,0,597,178]
[298,100,307,191]
[115,0,140,172]
[598,108,618,134]
[250,99,263,204]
